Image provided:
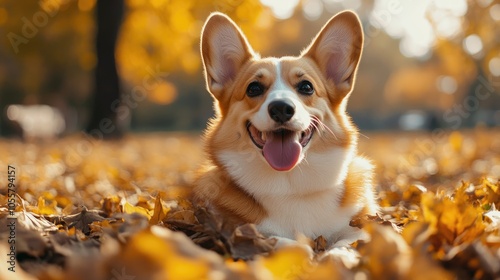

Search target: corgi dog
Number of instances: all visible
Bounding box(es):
[194,11,378,251]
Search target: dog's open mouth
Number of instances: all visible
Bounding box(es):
[247,122,314,171]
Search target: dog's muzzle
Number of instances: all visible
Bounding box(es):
[247,122,314,171]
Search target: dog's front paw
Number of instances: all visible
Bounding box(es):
[319,246,360,268]
[270,236,314,259]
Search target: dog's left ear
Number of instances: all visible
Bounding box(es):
[302,11,363,97]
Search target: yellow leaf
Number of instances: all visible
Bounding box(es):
[225,259,249,275]
[37,196,58,215]
[101,195,121,215]
[149,194,169,225]
[438,198,459,243]
[303,258,342,280]
[420,192,440,230]
[359,224,412,279]
[260,246,313,280]
[122,201,152,219]
[121,227,214,279]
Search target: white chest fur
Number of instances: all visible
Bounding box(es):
[218,147,362,242]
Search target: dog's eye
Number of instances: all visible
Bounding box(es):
[246,82,265,97]
[297,80,314,95]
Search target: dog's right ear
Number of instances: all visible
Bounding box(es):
[201,13,255,101]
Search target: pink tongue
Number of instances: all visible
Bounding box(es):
[263,131,302,171]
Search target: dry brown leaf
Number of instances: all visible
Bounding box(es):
[228,223,276,260]
[56,206,106,234]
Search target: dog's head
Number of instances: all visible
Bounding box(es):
[201,11,363,172]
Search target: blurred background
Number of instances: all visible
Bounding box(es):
[1,0,500,138]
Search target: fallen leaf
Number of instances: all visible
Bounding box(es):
[228,223,276,260]
[57,206,105,234]
[149,193,170,225]
[16,211,58,232]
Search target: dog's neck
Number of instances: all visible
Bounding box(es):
[218,146,355,200]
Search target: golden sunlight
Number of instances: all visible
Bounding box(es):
[259,0,300,19]
[371,0,468,58]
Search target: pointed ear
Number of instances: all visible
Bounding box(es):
[302,11,363,96]
[200,12,255,100]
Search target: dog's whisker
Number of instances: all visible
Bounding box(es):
[310,116,324,138]
[301,157,309,167]
[321,122,337,140]
[359,132,369,139]
[311,116,338,141]
[296,164,305,175]
[310,120,322,137]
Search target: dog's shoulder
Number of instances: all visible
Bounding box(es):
[193,164,267,224]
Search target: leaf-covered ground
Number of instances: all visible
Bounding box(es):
[1,129,500,279]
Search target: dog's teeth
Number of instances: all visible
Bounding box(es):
[261,132,266,141]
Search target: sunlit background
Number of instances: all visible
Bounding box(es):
[1,0,499,137]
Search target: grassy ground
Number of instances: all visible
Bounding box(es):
[1,129,499,279]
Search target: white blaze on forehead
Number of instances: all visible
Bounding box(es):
[251,59,310,131]
[271,58,288,92]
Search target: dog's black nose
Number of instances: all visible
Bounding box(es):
[268,100,295,123]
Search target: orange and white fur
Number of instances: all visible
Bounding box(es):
[195,11,378,252]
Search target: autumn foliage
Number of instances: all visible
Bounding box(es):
[1,130,499,279]
[2,2,500,278]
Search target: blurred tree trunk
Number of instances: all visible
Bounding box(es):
[85,0,125,138]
